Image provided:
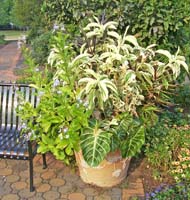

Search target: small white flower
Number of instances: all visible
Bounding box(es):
[35,68,39,72]
[60,25,65,31]
[18,106,23,111]
[39,91,45,97]
[63,127,68,133]
[53,23,59,32]
[83,101,89,107]
[124,60,129,66]
[21,123,27,129]
[153,26,158,34]
[65,134,69,139]
[62,81,66,86]
[59,134,63,140]
[57,90,62,94]
[27,132,33,139]
[76,103,80,108]
[77,97,83,104]
[53,79,60,87]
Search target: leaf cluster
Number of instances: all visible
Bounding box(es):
[19,19,188,167]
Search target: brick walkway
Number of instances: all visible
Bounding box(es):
[0,42,145,200]
[0,41,21,82]
[0,154,144,200]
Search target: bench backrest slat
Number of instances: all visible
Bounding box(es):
[7,86,14,130]
[30,88,36,107]
[0,84,37,130]
[1,86,8,128]
[17,86,25,126]
[12,86,18,127]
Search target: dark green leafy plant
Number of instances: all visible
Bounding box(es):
[30,31,53,65]
[145,109,190,176]
[43,0,190,68]
[146,183,190,200]
[17,35,91,164]
[18,83,91,164]
[173,84,190,109]
[0,34,7,45]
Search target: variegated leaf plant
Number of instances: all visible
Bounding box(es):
[45,17,188,167]
[69,18,188,167]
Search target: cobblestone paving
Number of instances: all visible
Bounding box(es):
[0,42,145,200]
[0,154,144,200]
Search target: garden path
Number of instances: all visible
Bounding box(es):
[0,41,21,82]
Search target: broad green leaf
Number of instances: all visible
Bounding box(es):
[108,31,120,39]
[65,146,73,156]
[80,125,111,167]
[98,81,109,101]
[41,121,51,133]
[71,53,90,66]
[42,134,53,145]
[121,126,145,158]
[125,35,139,47]
[125,70,136,83]
[104,21,118,30]
[78,77,94,84]
[177,60,189,72]
[37,144,49,154]
[84,22,101,31]
[102,79,117,94]
[86,31,101,38]
[156,49,172,59]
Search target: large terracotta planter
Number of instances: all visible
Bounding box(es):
[75,150,131,187]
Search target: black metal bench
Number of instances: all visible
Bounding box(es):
[0,83,47,192]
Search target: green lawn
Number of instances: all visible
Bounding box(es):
[0,30,28,41]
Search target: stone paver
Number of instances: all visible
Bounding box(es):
[36,183,51,193]
[41,170,56,180]
[43,191,60,200]
[6,175,20,183]
[83,187,99,196]
[18,189,35,199]
[50,178,65,187]
[0,40,145,199]
[2,194,20,200]
[58,182,75,194]
[0,168,13,176]
[68,192,86,200]
[0,160,7,168]
[11,181,27,190]
[94,195,112,200]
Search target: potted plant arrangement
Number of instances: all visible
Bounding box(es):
[18,17,188,187]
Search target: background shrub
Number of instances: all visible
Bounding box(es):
[145,109,190,180]
[172,84,190,109]
[30,31,53,65]
[0,34,6,45]
[43,0,190,68]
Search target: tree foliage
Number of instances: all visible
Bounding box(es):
[0,0,13,25]
[43,0,190,65]
[11,0,43,28]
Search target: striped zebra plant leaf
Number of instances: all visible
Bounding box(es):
[121,125,145,158]
[80,124,111,167]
